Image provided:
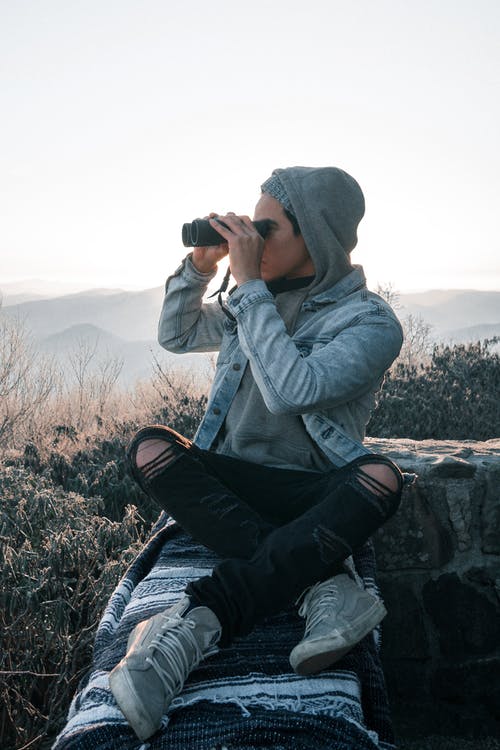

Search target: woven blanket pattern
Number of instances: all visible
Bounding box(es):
[52,513,396,750]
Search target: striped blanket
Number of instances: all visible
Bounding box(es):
[52,513,396,750]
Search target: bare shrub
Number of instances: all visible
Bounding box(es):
[120,359,210,439]
[367,337,500,439]
[376,282,434,369]
[0,356,213,747]
[147,352,209,438]
[0,311,126,457]
[0,465,145,750]
[0,313,57,450]
[375,281,401,310]
[2,360,212,526]
[398,312,434,369]
[66,336,124,432]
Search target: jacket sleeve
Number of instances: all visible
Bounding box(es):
[158,252,225,353]
[225,279,403,415]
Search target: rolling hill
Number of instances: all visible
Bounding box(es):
[38,323,216,387]
[1,284,498,385]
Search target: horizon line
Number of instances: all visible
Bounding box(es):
[1,278,500,296]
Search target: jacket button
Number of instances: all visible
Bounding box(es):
[213,407,221,415]
[232,363,241,370]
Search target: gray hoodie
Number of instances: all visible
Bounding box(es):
[159,166,403,470]
[212,166,370,471]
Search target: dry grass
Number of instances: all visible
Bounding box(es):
[0,359,212,749]
[1,314,498,748]
[0,466,146,749]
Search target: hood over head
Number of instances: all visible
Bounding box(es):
[261,166,365,296]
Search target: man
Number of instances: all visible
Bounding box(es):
[109,166,405,741]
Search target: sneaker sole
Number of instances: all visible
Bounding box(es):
[289,599,387,676]
[109,665,160,741]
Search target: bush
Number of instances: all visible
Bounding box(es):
[2,320,499,749]
[39,437,153,523]
[0,314,57,449]
[13,373,209,527]
[0,466,146,750]
[0,369,211,748]
[367,338,500,440]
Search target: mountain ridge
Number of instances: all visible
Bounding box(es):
[37,322,216,387]
[3,286,498,338]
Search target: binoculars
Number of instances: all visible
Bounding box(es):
[182,218,273,247]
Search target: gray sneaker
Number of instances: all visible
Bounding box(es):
[289,573,387,675]
[109,596,222,741]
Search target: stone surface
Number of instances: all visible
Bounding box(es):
[422,572,499,658]
[445,481,473,551]
[428,455,477,479]
[379,577,431,659]
[432,657,500,723]
[364,437,500,460]
[481,465,500,554]
[363,438,500,736]
[374,481,454,570]
[383,659,430,701]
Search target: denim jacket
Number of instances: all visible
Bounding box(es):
[158,253,404,468]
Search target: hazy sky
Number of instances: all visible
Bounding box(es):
[1,0,499,294]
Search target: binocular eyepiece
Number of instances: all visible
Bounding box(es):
[182,218,273,247]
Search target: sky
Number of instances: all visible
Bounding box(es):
[1,0,499,295]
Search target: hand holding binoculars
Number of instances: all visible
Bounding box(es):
[182,218,273,247]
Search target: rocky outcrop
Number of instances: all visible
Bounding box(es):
[364,437,500,738]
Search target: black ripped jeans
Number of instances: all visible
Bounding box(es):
[128,426,404,647]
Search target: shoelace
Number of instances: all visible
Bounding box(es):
[145,613,212,697]
[298,581,340,637]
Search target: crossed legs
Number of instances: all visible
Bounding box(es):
[110,426,403,739]
[126,425,403,643]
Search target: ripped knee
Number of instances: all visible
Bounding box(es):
[356,462,402,497]
[134,438,181,481]
[350,456,404,517]
[127,426,191,485]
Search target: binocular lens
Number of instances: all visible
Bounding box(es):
[182,218,273,247]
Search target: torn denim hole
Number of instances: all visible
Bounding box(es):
[355,464,397,497]
[345,472,391,519]
[346,464,401,516]
[137,443,185,483]
[312,524,352,564]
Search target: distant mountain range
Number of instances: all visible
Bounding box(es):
[396,290,500,343]
[0,278,117,306]
[37,323,216,386]
[0,285,218,387]
[1,286,165,341]
[1,283,498,386]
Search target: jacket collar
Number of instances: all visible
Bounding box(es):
[304,264,367,307]
[265,274,315,296]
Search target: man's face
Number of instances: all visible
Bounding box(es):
[253,193,315,282]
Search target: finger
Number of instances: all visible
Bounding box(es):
[239,215,255,231]
[219,214,253,235]
[209,217,234,238]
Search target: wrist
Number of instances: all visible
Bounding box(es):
[191,256,217,275]
[233,268,262,286]
[236,273,262,286]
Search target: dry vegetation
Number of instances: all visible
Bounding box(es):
[1,310,499,749]
[1,314,211,749]
[367,337,500,440]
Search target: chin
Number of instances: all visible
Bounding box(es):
[261,268,281,282]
